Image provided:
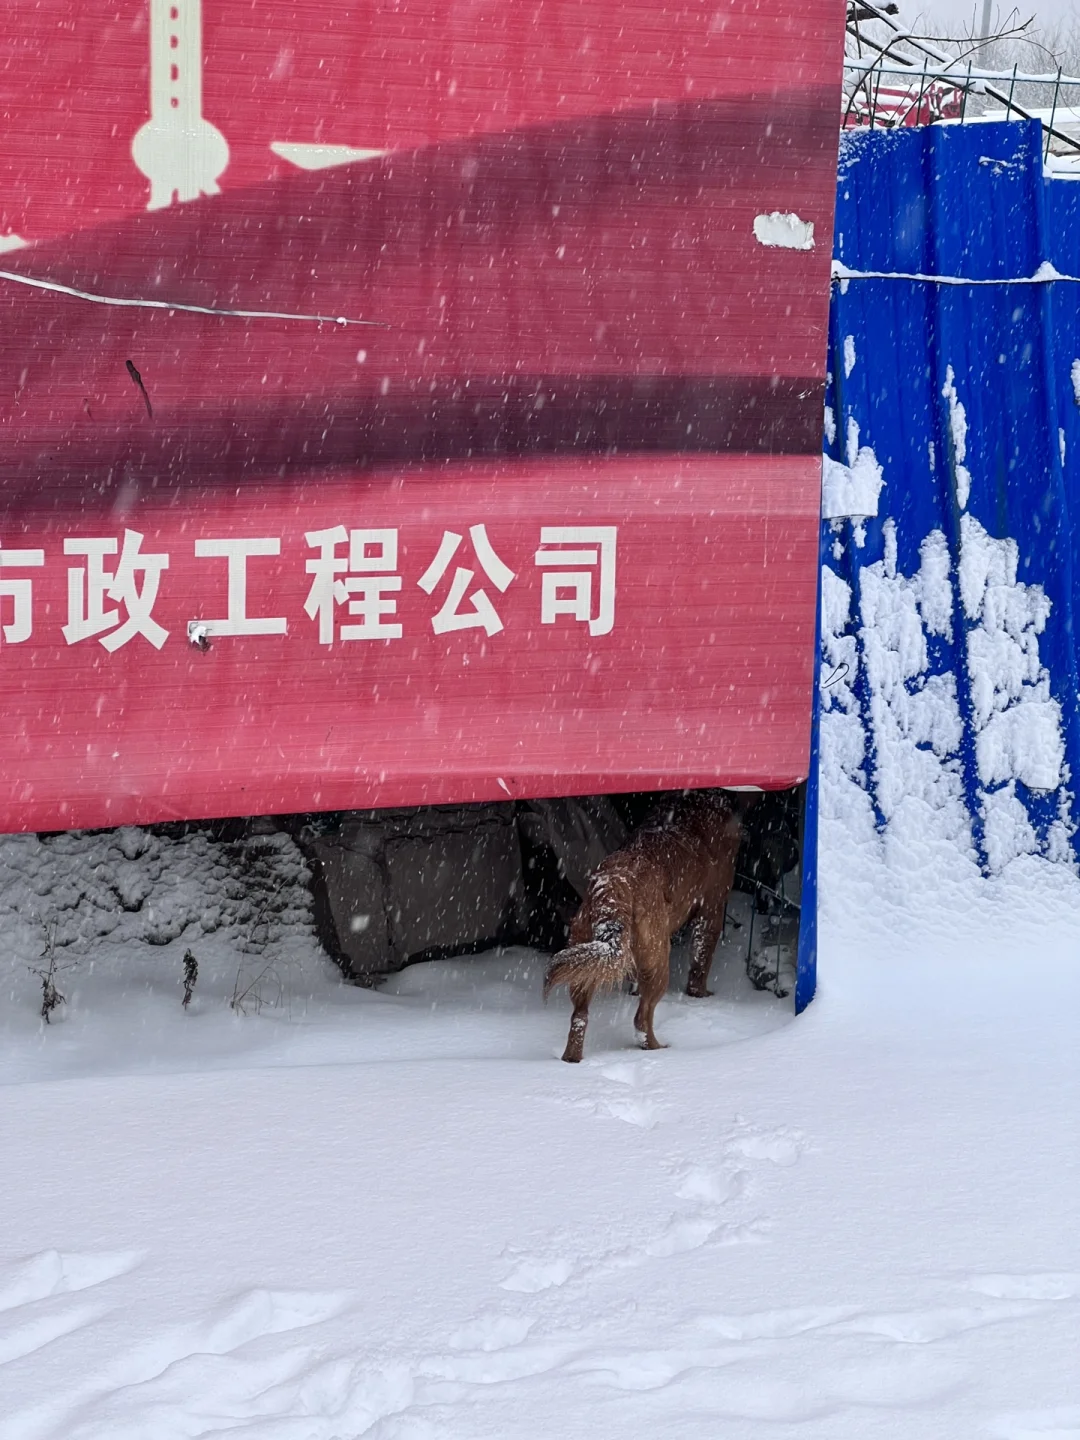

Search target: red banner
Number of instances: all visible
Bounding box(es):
[0,1,844,831]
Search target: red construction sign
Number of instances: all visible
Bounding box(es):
[0,0,844,831]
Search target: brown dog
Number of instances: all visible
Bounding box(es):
[544,791,743,1062]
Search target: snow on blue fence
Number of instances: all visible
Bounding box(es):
[820,118,1080,886]
[796,118,1080,1009]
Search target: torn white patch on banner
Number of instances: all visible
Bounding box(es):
[753,212,815,250]
[270,142,387,170]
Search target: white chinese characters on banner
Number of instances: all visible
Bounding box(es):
[304,527,403,644]
[1,524,619,650]
[535,527,617,637]
[192,538,287,637]
[0,541,45,644]
[418,525,516,636]
[62,530,170,650]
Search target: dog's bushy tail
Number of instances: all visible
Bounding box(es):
[543,917,634,1003]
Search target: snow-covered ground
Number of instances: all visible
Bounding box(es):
[2,789,1079,1440]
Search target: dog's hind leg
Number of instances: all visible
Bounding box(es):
[633,971,669,1050]
[561,982,592,1063]
[633,932,670,1051]
[686,907,726,999]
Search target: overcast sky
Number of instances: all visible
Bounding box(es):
[898,0,1078,37]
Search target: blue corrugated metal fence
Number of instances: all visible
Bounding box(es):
[798,118,1080,1008]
